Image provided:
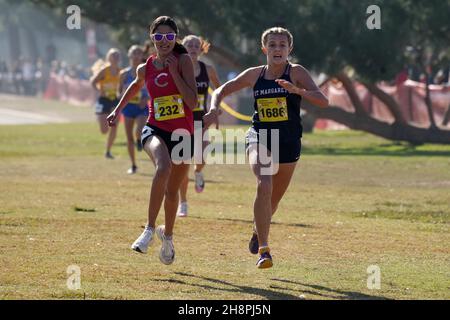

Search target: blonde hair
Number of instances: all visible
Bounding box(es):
[90,48,121,74]
[182,35,211,55]
[106,48,120,61]
[261,27,293,47]
[128,45,143,57]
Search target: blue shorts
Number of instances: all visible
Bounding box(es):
[121,103,149,119]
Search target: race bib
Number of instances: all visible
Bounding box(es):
[257,97,288,122]
[154,94,185,121]
[193,94,206,112]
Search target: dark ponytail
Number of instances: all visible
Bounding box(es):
[149,16,187,55]
[173,42,188,54]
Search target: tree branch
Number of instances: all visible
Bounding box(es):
[362,82,407,125]
[302,103,450,145]
[335,73,368,116]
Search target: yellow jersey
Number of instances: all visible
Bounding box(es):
[98,65,120,100]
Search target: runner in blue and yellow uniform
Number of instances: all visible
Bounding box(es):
[177,35,221,217]
[90,48,121,159]
[119,45,150,174]
[205,27,328,269]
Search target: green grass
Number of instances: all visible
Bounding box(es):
[0,96,449,300]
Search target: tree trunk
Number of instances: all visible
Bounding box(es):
[443,104,450,126]
[302,102,450,145]
[335,72,368,116]
[362,82,407,124]
[424,74,437,128]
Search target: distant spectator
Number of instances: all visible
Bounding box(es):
[22,58,35,95]
[434,66,449,85]
[0,60,8,92]
[395,66,409,86]
[45,44,57,65]
[12,59,23,95]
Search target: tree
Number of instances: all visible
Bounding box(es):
[288,0,450,144]
[32,0,450,144]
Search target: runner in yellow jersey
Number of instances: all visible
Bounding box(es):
[90,48,121,159]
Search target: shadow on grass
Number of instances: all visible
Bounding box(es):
[151,272,388,300]
[138,173,225,185]
[271,278,389,300]
[303,142,450,157]
[156,272,301,300]
[189,216,314,229]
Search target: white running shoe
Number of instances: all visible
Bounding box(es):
[194,171,205,193]
[156,225,175,265]
[177,202,188,217]
[131,227,154,254]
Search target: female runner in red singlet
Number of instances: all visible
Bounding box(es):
[107,16,197,265]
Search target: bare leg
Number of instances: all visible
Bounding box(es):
[143,136,172,228]
[248,144,272,248]
[124,116,136,167]
[97,114,109,134]
[179,169,189,203]
[135,115,147,143]
[106,121,118,154]
[163,164,190,236]
[270,163,297,215]
[194,129,209,172]
[194,163,205,173]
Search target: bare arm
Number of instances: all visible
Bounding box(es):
[118,68,128,96]
[166,54,198,110]
[206,64,221,89]
[276,65,328,108]
[210,66,261,112]
[204,66,261,128]
[90,67,106,91]
[107,63,146,126]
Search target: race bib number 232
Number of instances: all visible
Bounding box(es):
[154,95,185,121]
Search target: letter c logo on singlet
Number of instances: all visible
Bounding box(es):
[155,73,169,88]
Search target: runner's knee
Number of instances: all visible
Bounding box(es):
[257,176,272,197]
[155,161,172,179]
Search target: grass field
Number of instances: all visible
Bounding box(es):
[0,96,449,300]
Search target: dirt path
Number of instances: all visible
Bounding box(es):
[0,94,94,125]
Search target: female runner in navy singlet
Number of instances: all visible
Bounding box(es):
[205,27,328,269]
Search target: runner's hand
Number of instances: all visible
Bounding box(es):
[107,110,118,127]
[165,54,179,76]
[275,79,304,95]
[204,109,219,129]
